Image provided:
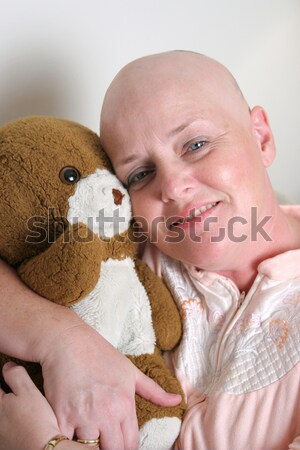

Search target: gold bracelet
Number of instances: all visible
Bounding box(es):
[43,435,69,450]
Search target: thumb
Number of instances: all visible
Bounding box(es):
[2,361,17,372]
[2,363,35,396]
[135,369,181,407]
[0,362,17,398]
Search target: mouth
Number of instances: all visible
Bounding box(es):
[170,201,220,228]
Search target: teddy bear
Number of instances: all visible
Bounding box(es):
[0,115,185,449]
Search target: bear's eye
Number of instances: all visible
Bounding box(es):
[59,166,81,184]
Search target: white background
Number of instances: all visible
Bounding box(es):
[1,0,299,202]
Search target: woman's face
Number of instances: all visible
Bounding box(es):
[100,54,275,271]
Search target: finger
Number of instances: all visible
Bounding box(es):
[55,417,74,440]
[75,424,100,441]
[2,362,17,371]
[98,422,124,450]
[121,414,139,450]
[135,371,181,407]
[2,364,36,396]
[0,363,15,399]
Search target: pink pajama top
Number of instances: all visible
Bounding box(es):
[144,206,300,450]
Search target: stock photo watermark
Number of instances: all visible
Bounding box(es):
[25,206,272,245]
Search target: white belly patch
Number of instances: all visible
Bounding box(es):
[71,257,156,356]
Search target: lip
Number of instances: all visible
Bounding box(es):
[168,201,221,229]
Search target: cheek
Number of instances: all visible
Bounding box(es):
[220,159,267,216]
[131,191,166,240]
[203,154,244,192]
[208,142,265,193]
[131,192,154,229]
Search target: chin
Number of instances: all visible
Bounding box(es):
[167,237,239,271]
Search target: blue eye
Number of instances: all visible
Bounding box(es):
[127,168,154,187]
[187,140,206,152]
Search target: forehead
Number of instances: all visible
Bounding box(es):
[100,54,248,158]
[102,80,233,149]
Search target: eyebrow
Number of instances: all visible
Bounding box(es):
[167,119,202,138]
[116,119,204,167]
[117,153,139,167]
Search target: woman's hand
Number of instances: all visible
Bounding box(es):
[0,362,61,450]
[38,324,181,450]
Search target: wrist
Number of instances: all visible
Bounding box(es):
[33,307,85,364]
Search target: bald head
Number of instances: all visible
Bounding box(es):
[101,51,248,136]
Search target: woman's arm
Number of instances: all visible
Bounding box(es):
[0,260,84,359]
[0,260,181,450]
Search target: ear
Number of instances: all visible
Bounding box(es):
[250,106,276,167]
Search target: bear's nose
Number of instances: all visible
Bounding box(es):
[112,188,124,206]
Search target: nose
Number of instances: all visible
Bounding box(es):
[159,161,197,203]
[112,188,124,205]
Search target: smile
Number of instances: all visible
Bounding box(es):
[171,202,219,227]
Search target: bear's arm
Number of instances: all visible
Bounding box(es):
[18,222,104,306]
[135,259,182,351]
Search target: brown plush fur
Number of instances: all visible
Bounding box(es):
[0,116,185,436]
[135,260,183,350]
[128,349,185,428]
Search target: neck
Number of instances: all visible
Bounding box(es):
[217,266,260,294]
[217,203,300,293]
